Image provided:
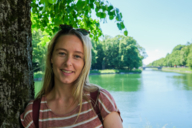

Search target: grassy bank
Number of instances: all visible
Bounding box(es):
[162,67,192,73]
[90,69,141,74]
[34,69,142,79]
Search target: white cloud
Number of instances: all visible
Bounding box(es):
[142,50,167,65]
[155,49,159,52]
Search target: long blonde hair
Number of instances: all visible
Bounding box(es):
[36,28,98,112]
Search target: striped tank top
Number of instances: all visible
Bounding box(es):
[20,89,122,128]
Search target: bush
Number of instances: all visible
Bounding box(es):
[34,71,44,79]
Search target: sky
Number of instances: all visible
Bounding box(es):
[91,0,192,65]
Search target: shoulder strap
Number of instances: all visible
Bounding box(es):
[90,89,103,123]
[33,98,41,128]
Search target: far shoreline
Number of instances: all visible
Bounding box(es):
[89,71,141,75]
[161,67,192,74]
[151,67,192,74]
[34,69,142,81]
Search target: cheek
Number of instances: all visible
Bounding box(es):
[77,61,84,71]
[52,58,64,69]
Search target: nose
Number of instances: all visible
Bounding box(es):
[65,55,72,66]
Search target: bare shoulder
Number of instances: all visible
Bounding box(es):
[103,111,123,128]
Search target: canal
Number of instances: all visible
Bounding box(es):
[89,69,192,128]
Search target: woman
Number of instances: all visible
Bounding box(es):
[20,25,123,128]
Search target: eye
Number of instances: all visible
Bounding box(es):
[59,52,66,56]
[74,55,81,59]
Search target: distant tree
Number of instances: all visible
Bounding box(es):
[148,42,192,68]
[187,44,192,69]
[32,30,47,72]
[180,46,189,66]
[92,35,146,70]
[172,44,185,52]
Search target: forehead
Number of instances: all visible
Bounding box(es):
[54,35,84,52]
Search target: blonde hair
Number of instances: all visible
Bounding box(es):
[36,29,98,116]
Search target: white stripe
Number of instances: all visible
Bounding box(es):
[78,100,91,105]
[21,119,24,121]
[24,110,32,119]
[84,93,90,96]
[26,101,33,107]
[41,101,47,103]
[100,91,115,109]
[40,109,52,112]
[98,99,111,114]
[61,116,98,128]
[95,124,103,128]
[26,120,33,128]
[27,102,33,106]
[39,108,93,122]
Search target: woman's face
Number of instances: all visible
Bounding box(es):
[51,34,84,86]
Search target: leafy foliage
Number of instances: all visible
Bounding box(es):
[32,30,47,72]
[31,0,128,42]
[172,44,185,52]
[148,42,192,69]
[92,35,146,70]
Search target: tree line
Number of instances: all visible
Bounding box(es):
[148,43,192,69]
[32,31,147,72]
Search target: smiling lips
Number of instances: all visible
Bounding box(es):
[61,69,74,73]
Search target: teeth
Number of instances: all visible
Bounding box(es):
[62,70,73,73]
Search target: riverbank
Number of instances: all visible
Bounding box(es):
[161,67,192,74]
[90,69,141,75]
[34,69,142,81]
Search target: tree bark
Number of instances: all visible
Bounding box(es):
[0,0,34,127]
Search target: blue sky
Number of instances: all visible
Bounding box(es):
[92,0,192,65]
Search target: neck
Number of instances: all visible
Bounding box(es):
[49,80,76,102]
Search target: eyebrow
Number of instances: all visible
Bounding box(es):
[56,48,84,55]
[56,48,67,51]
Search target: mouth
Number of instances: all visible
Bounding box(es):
[61,69,74,73]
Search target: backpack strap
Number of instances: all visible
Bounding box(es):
[90,89,103,123]
[33,98,41,128]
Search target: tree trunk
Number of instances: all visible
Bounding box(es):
[0,0,34,127]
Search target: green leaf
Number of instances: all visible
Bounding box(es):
[116,8,119,13]
[95,23,99,27]
[76,0,86,10]
[95,7,99,12]
[117,23,122,30]
[108,10,115,16]
[102,5,108,11]
[120,22,125,29]
[41,0,49,6]
[55,17,60,25]
[108,5,113,11]
[109,15,114,20]
[90,0,94,3]
[96,12,101,17]
[116,14,121,21]
[124,30,128,36]
[95,2,100,7]
[48,0,57,4]
[120,13,123,19]
[100,12,106,18]
[90,3,94,9]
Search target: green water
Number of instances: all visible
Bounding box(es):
[35,69,192,128]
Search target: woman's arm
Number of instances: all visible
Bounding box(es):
[103,112,123,128]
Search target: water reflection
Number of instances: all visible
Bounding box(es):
[88,70,192,128]
[89,74,142,92]
[171,73,192,90]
